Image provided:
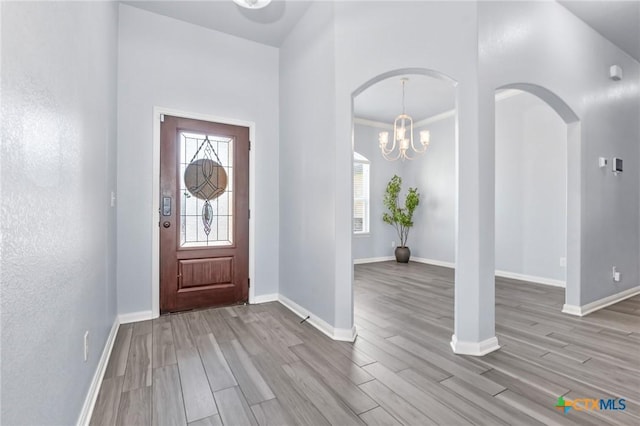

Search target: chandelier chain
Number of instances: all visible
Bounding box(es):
[402,79,406,115]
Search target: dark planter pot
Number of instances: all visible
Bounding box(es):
[395,246,411,263]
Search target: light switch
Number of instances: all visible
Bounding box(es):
[598,157,607,168]
[612,266,621,282]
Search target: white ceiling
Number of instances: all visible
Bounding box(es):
[122,1,638,121]
[122,0,313,47]
[558,0,640,62]
[124,1,640,62]
[353,75,455,124]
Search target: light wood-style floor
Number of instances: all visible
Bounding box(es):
[91,261,640,426]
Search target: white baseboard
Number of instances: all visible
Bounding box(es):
[354,256,455,268]
[118,310,154,324]
[411,257,456,268]
[395,257,566,288]
[561,304,582,316]
[333,325,358,341]
[562,285,640,316]
[450,334,500,356]
[353,256,394,264]
[495,269,565,288]
[251,293,279,304]
[76,318,120,426]
[278,294,357,342]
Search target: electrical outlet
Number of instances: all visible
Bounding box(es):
[84,331,89,362]
[391,241,396,248]
[559,257,566,267]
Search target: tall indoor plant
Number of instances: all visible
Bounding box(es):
[382,175,420,263]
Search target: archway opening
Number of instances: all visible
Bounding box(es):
[493,83,581,329]
[350,68,458,346]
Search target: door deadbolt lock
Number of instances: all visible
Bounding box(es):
[162,197,172,216]
[163,221,171,228]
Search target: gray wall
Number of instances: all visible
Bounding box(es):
[501,92,567,281]
[279,1,337,323]
[352,123,400,260]
[1,1,119,424]
[478,1,640,306]
[116,5,280,315]
[494,104,525,273]
[404,116,457,264]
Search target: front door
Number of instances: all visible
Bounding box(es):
[160,115,249,313]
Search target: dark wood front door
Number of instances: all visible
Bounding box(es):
[160,115,249,313]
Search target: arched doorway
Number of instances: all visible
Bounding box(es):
[495,83,581,312]
[349,68,458,345]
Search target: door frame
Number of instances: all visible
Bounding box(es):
[152,106,256,318]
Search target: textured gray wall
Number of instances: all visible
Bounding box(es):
[279,1,337,324]
[1,1,119,424]
[478,1,640,306]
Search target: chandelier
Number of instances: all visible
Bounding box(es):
[378,78,430,161]
[233,0,272,9]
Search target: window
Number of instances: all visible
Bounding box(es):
[353,152,370,234]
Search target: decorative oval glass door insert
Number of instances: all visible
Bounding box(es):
[180,132,233,247]
[184,158,227,200]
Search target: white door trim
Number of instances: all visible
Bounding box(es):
[152,107,256,318]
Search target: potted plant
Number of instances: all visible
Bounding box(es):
[382,175,420,263]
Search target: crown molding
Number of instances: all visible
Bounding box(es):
[357,89,526,130]
[353,117,393,129]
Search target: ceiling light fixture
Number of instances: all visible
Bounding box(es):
[233,0,272,9]
[378,78,430,161]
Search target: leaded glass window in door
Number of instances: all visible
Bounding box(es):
[179,132,234,247]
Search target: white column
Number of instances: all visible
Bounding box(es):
[451,84,500,356]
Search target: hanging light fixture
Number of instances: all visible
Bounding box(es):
[233,0,272,9]
[379,78,430,161]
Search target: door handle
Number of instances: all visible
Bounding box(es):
[163,221,171,228]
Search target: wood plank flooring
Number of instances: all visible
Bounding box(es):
[91,261,640,425]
